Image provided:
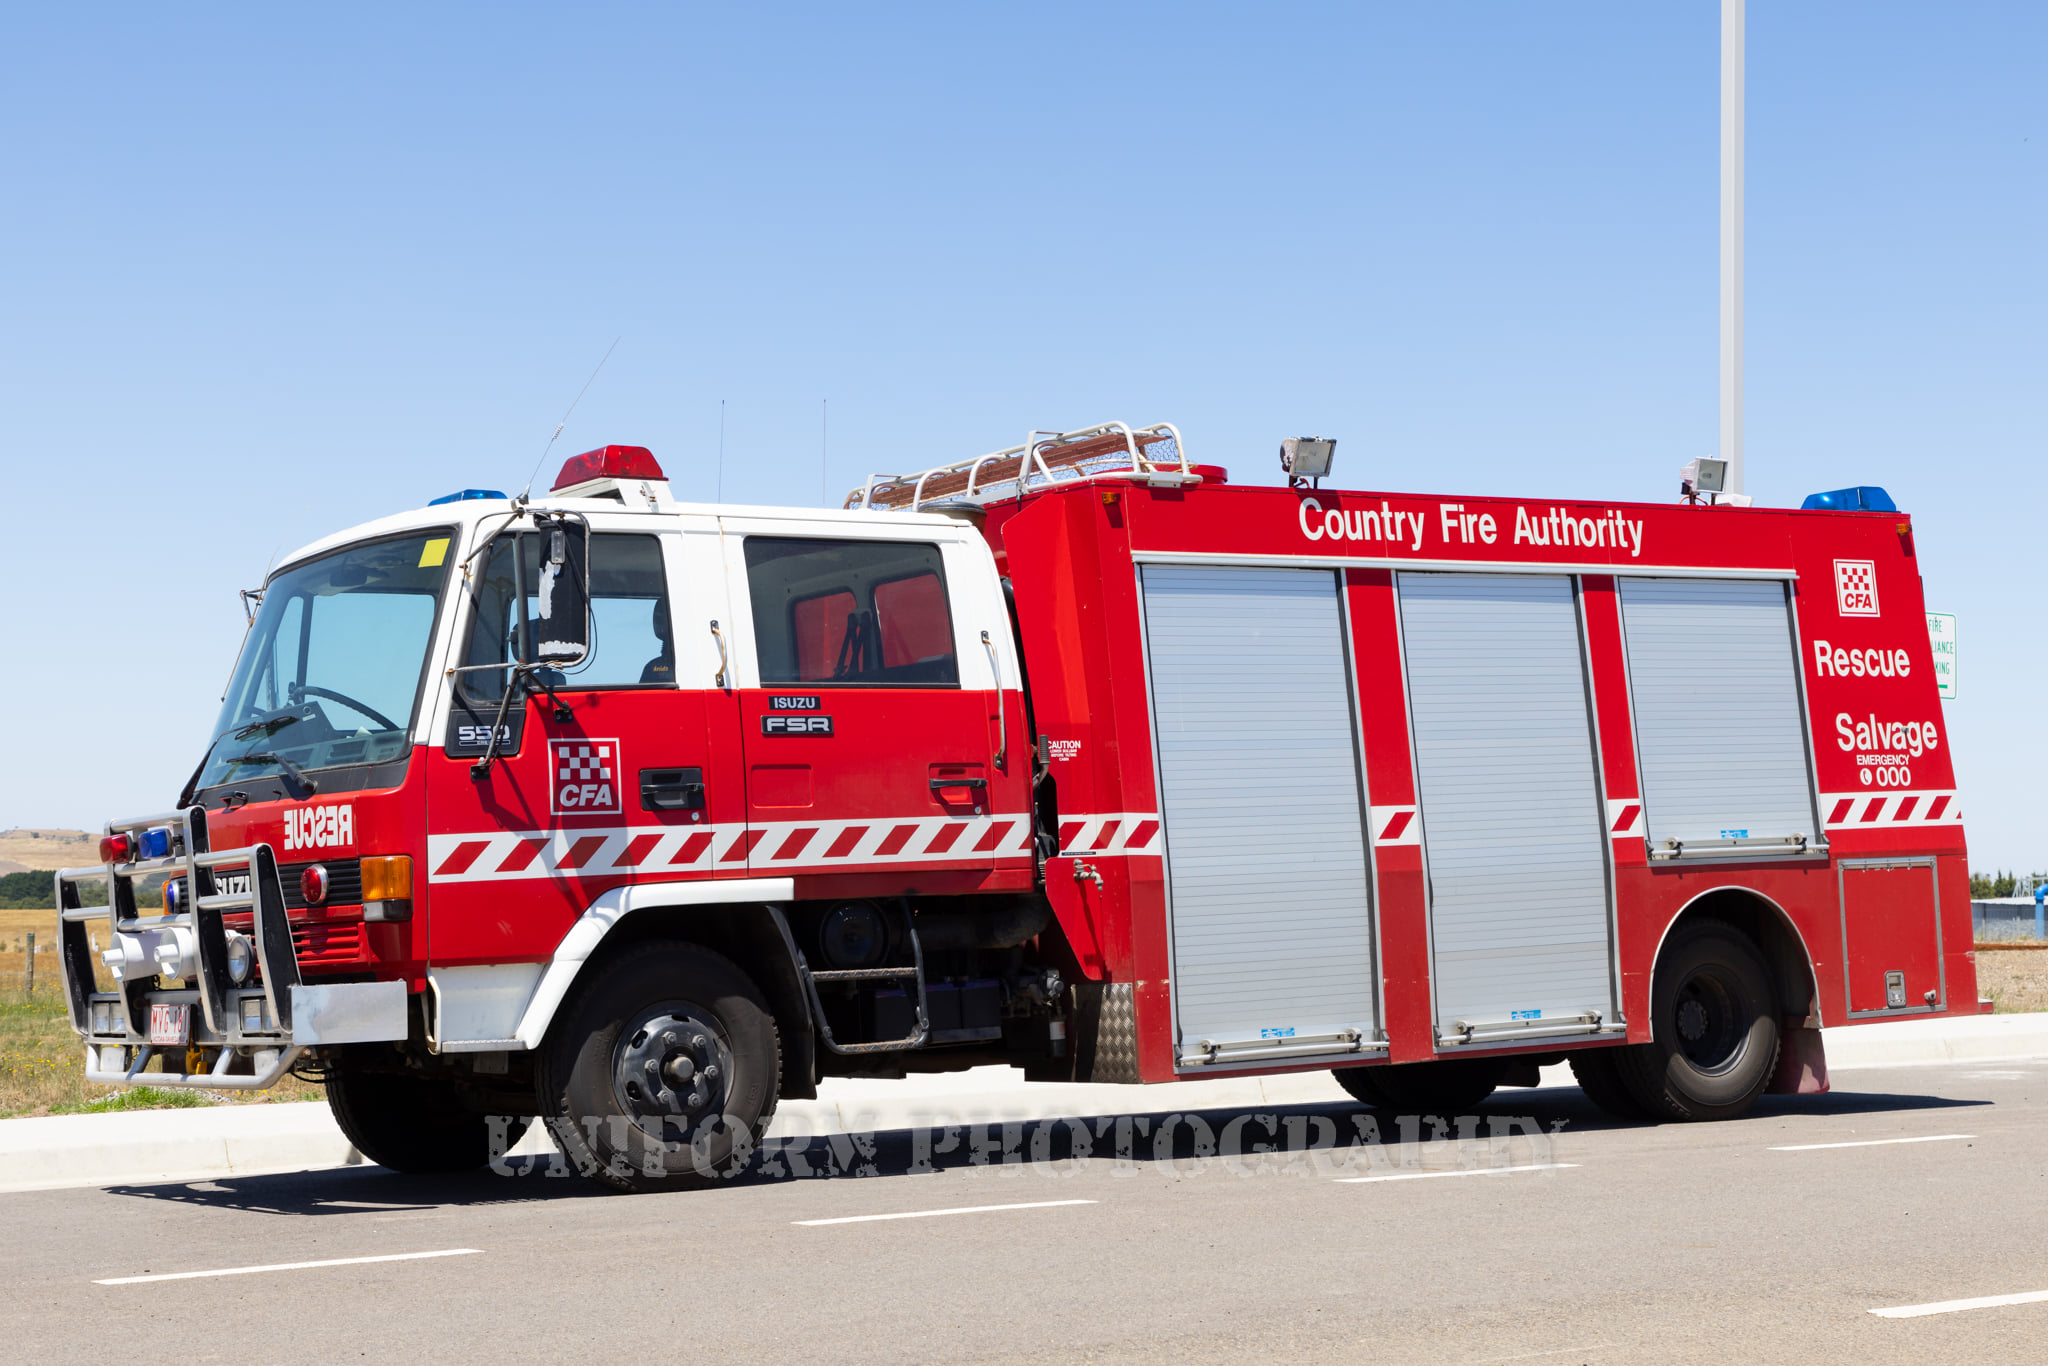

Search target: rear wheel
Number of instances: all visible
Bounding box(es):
[1616,919,1780,1122]
[1331,1065,1391,1107]
[1332,1057,1506,1114]
[326,1059,527,1173]
[536,941,780,1193]
[1568,1046,1651,1120]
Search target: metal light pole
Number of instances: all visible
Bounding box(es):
[1721,0,1745,495]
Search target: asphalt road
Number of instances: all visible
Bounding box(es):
[6,1063,2046,1365]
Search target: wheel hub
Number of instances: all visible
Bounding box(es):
[613,1006,732,1133]
[1672,970,1746,1074]
[1676,998,1710,1043]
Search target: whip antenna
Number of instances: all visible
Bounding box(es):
[521,335,621,501]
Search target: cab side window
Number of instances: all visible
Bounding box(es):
[744,538,958,686]
[462,532,673,698]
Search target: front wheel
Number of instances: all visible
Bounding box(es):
[1616,919,1780,1122]
[536,941,781,1193]
[326,1058,528,1173]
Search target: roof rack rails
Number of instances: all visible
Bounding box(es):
[846,421,1190,513]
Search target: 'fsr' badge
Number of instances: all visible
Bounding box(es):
[552,739,623,816]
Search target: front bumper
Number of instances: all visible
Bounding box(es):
[58,807,407,1091]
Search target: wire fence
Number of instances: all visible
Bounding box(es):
[3,936,62,999]
[1974,899,2048,943]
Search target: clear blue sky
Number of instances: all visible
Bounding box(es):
[2,4,2040,871]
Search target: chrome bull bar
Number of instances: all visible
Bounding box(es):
[56,805,307,1091]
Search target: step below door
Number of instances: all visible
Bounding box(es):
[1397,572,1616,1046]
[1140,564,1378,1068]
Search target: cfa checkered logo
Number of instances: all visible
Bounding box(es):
[1834,560,1880,617]
[551,738,622,816]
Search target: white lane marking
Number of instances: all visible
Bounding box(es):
[1336,1163,1578,1184]
[96,1248,481,1285]
[795,1199,1095,1227]
[1768,1133,1975,1152]
[1872,1289,2048,1319]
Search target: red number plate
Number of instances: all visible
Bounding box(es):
[148,1003,191,1046]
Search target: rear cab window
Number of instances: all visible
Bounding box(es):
[743,538,958,686]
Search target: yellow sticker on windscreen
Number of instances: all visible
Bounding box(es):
[419,538,450,568]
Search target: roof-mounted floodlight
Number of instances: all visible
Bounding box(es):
[1681,457,1728,505]
[1281,437,1336,488]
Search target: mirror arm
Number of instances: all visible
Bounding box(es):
[468,669,526,780]
[525,671,574,724]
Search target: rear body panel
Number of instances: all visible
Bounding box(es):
[991,478,1964,1081]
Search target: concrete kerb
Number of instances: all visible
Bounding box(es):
[1817,1011,2048,1070]
[5,1012,2045,1196]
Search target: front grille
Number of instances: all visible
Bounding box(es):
[281,858,363,910]
[293,919,368,967]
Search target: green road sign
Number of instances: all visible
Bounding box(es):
[1926,612,1957,700]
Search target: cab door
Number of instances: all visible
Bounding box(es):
[721,525,1031,882]
[424,524,734,968]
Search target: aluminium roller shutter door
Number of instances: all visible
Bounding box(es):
[1140,565,1377,1058]
[1397,572,1614,1036]
[1618,577,1819,852]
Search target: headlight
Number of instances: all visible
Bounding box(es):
[225,933,255,985]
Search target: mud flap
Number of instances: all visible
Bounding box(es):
[1767,1023,1829,1095]
[1071,981,1140,1084]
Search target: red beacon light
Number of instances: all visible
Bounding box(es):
[551,445,664,493]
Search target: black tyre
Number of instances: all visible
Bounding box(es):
[1333,1057,1506,1114]
[1568,1046,1652,1120]
[327,1062,528,1173]
[536,941,780,1193]
[1615,919,1780,1122]
[1332,1064,1392,1107]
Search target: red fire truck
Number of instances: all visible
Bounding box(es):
[58,422,1971,1190]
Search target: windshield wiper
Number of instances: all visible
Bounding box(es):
[235,714,302,742]
[179,713,304,808]
[224,749,320,796]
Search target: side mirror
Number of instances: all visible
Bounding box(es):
[530,516,590,667]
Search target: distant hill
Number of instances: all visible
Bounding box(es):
[0,829,95,876]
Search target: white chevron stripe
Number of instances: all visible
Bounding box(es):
[1056,813,1162,856]
[427,814,1032,884]
[1819,789,1962,829]
[1368,805,1420,846]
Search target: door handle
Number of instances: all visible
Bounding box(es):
[641,767,707,811]
[929,777,988,792]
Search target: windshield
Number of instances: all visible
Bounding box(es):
[197,530,454,792]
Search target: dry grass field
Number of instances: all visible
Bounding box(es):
[1975,947,2048,1014]
[3,904,60,947]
